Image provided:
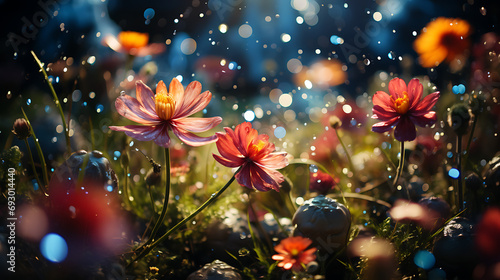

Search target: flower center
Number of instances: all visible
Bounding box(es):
[290,249,299,257]
[155,92,175,120]
[392,92,410,114]
[249,140,266,154]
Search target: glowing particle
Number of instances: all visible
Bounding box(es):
[342,104,352,114]
[96,104,104,113]
[296,16,304,24]
[238,24,253,38]
[414,250,435,270]
[87,56,96,65]
[219,24,228,33]
[448,168,460,179]
[40,233,68,263]
[274,126,286,138]
[180,38,197,55]
[279,94,293,107]
[287,58,302,73]
[281,33,291,43]
[243,110,255,122]
[373,12,382,21]
[304,80,313,89]
[144,8,155,20]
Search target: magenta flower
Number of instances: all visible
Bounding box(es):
[213,122,288,192]
[109,79,222,147]
[371,78,439,142]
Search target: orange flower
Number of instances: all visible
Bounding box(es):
[413,17,471,68]
[103,31,165,57]
[272,236,317,271]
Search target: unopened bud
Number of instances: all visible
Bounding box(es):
[329,115,342,129]
[145,168,161,186]
[465,172,482,191]
[12,118,31,140]
[447,104,472,136]
[121,151,129,167]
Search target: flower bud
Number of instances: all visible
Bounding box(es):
[447,103,472,136]
[329,115,342,129]
[145,168,161,186]
[465,172,482,191]
[12,118,31,140]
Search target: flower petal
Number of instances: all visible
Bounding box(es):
[371,117,400,133]
[168,78,185,107]
[407,78,423,109]
[175,90,212,118]
[213,154,244,168]
[173,81,201,117]
[115,95,160,124]
[251,165,282,192]
[109,125,162,142]
[215,131,245,162]
[413,92,440,114]
[409,111,437,127]
[172,116,222,133]
[372,105,399,121]
[136,81,156,112]
[394,117,417,142]
[388,78,407,99]
[171,126,218,146]
[153,125,172,148]
[372,91,395,112]
[236,164,252,189]
[257,152,288,169]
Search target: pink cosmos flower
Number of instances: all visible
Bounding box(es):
[109,79,222,147]
[371,78,439,142]
[212,122,288,192]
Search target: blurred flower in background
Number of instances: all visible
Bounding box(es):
[103,31,166,57]
[413,17,471,69]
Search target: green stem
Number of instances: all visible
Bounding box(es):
[457,135,464,211]
[24,139,44,195]
[21,107,49,195]
[143,148,171,247]
[123,165,130,207]
[334,128,357,179]
[31,51,71,153]
[128,166,241,267]
[393,141,409,199]
[147,184,157,216]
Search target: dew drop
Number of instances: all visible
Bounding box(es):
[480,7,486,16]
[144,8,155,20]
[27,99,32,105]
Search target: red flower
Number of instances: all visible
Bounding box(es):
[213,122,287,192]
[371,78,439,142]
[109,79,222,147]
[272,236,317,271]
[475,207,500,259]
[309,171,336,195]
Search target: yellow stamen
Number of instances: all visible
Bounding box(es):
[290,249,299,256]
[392,91,410,114]
[249,140,266,154]
[155,92,175,120]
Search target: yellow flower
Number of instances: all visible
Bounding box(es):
[413,17,471,68]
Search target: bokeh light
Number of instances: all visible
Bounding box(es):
[40,233,68,263]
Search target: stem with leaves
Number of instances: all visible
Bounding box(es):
[128,166,241,267]
[31,51,71,153]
